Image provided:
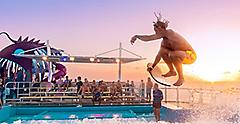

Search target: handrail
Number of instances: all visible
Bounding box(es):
[4,81,240,107]
[5,82,34,99]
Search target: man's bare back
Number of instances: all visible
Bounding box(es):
[162,29,194,52]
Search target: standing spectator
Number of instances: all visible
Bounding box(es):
[146,77,153,102]
[125,80,130,95]
[76,76,83,95]
[116,80,122,96]
[140,80,145,99]
[153,83,163,122]
[130,81,135,95]
[76,76,83,103]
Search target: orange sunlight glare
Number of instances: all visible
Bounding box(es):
[184,30,240,83]
[185,61,238,82]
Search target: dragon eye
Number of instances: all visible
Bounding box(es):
[13,48,24,58]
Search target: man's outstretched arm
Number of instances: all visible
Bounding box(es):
[131,34,162,44]
[135,34,161,41]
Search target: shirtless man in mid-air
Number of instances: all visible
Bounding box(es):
[130,13,196,86]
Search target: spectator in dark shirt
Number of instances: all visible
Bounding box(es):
[153,83,163,122]
[76,76,83,95]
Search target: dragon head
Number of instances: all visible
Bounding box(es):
[0,32,45,81]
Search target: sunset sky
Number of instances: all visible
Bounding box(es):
[0,0,240,84]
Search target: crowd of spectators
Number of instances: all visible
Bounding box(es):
[0,71,156,107]
[32,75,155,104]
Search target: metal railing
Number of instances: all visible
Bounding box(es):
[4,81,240,107]
[4,81,33,99]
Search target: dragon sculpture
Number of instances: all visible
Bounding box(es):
[0,32,66,82]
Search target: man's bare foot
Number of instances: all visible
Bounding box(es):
[173,78,184,86]
[162,71,177,77]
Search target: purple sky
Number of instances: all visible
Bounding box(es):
[1,0,240,81]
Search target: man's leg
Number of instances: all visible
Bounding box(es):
[146,93,148,99]
[156,108,160,121]
[148,93,151,102]
[160,47,177,77]
[0,95,2,107]
[146,93,148,100]
[149,92,152,102]
[146,89,150,101]
[153,108,157,121]
[169,51,186,86]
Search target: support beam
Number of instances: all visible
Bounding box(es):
[46,40,52,82]
[118,42,122,81]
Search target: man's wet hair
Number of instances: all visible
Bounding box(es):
[153,12,169,29]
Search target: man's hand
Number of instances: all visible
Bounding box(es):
[130,35,137,45]
[147,66,153,72]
